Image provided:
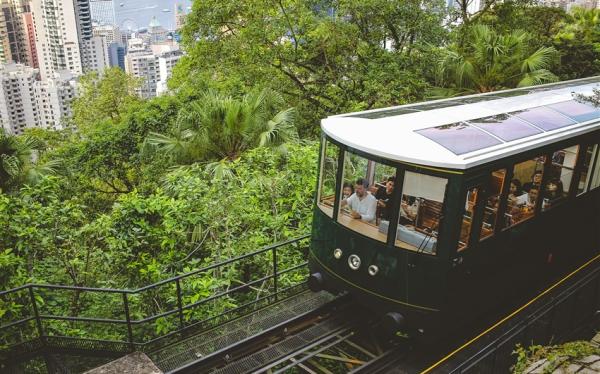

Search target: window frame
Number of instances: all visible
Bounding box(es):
[334,145,402,245]
[393,169,450,255]
[316,135,342,218]
[580,143,600,193]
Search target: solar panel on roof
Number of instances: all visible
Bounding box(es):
[513,106,576,131]
[467,114,543,142]
[546,100,600,122]
[415,122,503,155]
[348,107,421,119]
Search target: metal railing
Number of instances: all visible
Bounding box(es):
[0,234,311,362]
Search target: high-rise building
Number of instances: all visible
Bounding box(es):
[81,35,109,73]
[0,63,39,135]
[108,42,125,70]
[0,0,34,66]
[89,0,114,26]
[156,49,183,95]
[34,69,77,130]
[32,0,84,79]
[93,24,121,45]
[174,3,187,31]
[125,38,158,99]
[147,17,169,44]
[21,10,38,68]
[32,0,105,78]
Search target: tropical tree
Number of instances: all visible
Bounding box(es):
[557,7,600,43]
[71,67,142,131]
[145,89,299,169]
[0,129,61,193]
[172,0,448,135]
[433,25,558,96]
[553,7,600,79]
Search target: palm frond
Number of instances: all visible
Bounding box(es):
[521,46,557,73]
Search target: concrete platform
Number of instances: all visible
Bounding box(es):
[84,352,163,374]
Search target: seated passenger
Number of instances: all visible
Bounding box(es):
[341,178,377,223]
[342,182,354,200]
[543,179,564,208]
[525,184,540,208]
[375,176,395,221]
[523,171,543,193]
[399,196,418,225]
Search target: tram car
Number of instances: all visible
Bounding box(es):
[308,77,600,337]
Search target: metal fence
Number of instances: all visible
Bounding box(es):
[0,235,311,364]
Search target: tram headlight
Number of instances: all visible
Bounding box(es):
[333,248,343,259]
[368,265,379,276]
[348,254,361,270]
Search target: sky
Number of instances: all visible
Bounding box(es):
[113,0,193,31]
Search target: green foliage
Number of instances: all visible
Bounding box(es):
[71,67,142,131]
[477,2,566,48]
[553,8,600,80]
[0,128,62,193]
[145,89,299,165]
[513,341,600,373]
[433,25,558,95]
[174,0,447,135]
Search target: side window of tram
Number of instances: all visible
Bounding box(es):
[542,145,579,210]
[504,156,546,228]
[578,144,600,194]
[481,169,507,241]
[395,171,447,255]
[457,187,478,251]
[338,151,396,243]
[577,145,597,195]
[317,139,340,217]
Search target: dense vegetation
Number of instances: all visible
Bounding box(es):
[2,0,600,342]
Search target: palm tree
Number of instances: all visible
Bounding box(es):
[0,129,62,192]
[145,89,298,168]
[433,25,558,96]
[557,7,600,43]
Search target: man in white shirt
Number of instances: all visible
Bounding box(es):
[341,178,377,224]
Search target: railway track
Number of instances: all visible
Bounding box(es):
[165,293,404,373]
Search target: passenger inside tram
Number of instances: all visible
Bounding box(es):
[342,182,354,200]
[340,178,377,223]
[504,156,545,227]
[375,176,396,221]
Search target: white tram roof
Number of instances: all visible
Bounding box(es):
[322,77,600,170]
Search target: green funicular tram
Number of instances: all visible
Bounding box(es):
[308,77,600,338]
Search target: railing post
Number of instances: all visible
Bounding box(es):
[28,285,44,342]
[122,292,134,352]
[176,279,184,331]
[273,247,279,300]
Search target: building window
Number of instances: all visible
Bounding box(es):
[395,171,447,254]
[504,156,546,228]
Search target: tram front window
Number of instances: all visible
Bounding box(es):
[317,139,340,217]
[395,171,447,255]
[337,151,395,243]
